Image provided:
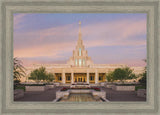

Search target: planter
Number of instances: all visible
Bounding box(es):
[54,82,61,86]
[70,89,92,93]
[106,84,115,88]
[137,89,146,98]
[45,85,54,89]
[100,82,106,87]
[92,90,106,99]
[25,86,46,91]
[112,85,135,91]
[14,89,24,100]
[56,90,70,99]
[55,89,106,101]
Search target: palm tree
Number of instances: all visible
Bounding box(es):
[13,57,26,81]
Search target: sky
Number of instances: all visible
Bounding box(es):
[13,13,147,67]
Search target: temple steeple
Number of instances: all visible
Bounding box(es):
[78,21,82,44]
[79,21,81,34]
[67,21,93,67]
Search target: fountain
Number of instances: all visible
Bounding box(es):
[53,84,108,102]
[60,93,103,102]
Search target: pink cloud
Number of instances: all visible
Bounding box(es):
[14,16,146,66]
[14,14,28,29]
[14,42,75,58]
[82,19,146,48]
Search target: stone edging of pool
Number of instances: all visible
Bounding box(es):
[52,89,109,102]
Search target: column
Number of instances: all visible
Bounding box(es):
[87,70,89,84]
[62,70,65,84]
[71,71,74,84]
[95,69,98,84]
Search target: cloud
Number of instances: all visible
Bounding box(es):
[14,14,28,30]
[14,15,146,66]
[83,18,146,48]
[14,42,75,58]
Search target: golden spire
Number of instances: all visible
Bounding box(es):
[79,21,81,34]
[78,21,82,42]
[77,21,84,50]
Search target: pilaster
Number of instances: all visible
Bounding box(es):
[95,69,98,84]
[87,70,89,84]
[71,71,74,84]
[62,69,65,84]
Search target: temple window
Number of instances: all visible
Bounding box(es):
[66,76,71,80]
[90,76,94,80]
[79,48,81,56]
[58,76,62,81]
[75,59,77,66]
[83,59,85,66]
[79,59,82,66]
[99,76,103,81]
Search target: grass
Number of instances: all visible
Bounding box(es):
[115,84,136,86]
[135,85,146,91]
[14,85,25,91]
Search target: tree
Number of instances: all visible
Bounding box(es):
[13,57,26,82]
[29,67,46,83]
[46,72,54,83]
[139,72,146,85]
[139,59,147,85]
[29,67,54,83]
[106,71,114,82]
[112,67,136,83]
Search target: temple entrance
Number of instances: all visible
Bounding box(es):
[74,73,86,83]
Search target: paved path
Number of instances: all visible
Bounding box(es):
[15,87,146,102]
[14,87,62,101]
[102,87,146,101]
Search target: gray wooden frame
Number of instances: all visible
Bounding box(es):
[0,0,159,114]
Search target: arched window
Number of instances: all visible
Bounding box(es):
[75,59,77,66]
[79,59,82,66]
[79,48,81,56]
[83,59,85,66]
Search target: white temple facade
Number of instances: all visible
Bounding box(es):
[22,21,144,84]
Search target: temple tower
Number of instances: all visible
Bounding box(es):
[67,21,93,67]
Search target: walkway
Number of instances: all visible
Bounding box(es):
[102,87,146,101]
[14,87,146,102]
[14,87,62,101]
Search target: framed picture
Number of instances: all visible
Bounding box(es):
[0,0,159,114]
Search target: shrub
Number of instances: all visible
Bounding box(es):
[61,87,68,91]
[24,84,45,86]
[139,73,146,85]
[139,59,147,86]
[14,84,25,91]
[115,84,136,86]
[14,79,20,84]
[135,85,146,91]
[93,87,100,91]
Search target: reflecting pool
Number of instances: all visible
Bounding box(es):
[59,93,103,102]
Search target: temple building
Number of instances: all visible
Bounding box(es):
[22,21,144,84]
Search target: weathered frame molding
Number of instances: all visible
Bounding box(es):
[0,0,159,114]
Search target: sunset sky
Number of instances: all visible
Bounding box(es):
[14,13,147,67]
